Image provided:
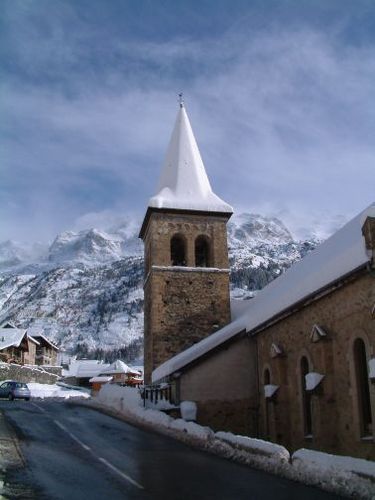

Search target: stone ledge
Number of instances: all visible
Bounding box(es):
[152,265,230,273]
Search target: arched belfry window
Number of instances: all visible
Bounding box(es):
[170,235,186,266]
[354,338,372,437]
[301,356,313,437]
[195,235,211,267]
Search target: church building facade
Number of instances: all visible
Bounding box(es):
[140,101,375,460]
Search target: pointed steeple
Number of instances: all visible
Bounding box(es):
[148,102,233,214]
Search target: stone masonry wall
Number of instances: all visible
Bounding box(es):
[143,211,232,383]
[145,268,231,382]
[0,363,60,384]
[256,270,375,460]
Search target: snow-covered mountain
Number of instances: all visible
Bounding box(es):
[0,213,344,361]
[227,213,318,298]
[0,240,47,270]
[49,229,124,265]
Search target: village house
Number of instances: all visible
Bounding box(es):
[63,359,110,387]
[30,332,59,366]
[24,335,39,365]
[100,360,143,386]
[140,101,375,461]
[0,323,59,366]
[0,327,31,364]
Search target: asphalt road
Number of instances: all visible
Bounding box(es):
[0,400,342,500]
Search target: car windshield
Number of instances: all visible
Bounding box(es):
[15,383,28,389]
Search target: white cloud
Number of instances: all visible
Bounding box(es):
[2,24,375,242]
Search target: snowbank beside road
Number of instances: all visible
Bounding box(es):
[94,384,375,499]
[216,431,290,462]
[28,382,90,399]
[291,449,375,497]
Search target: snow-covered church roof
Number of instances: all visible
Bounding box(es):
[152,203,375,382]
[147,103,233,214]
[100,360,132,375]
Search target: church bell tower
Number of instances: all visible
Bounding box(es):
[139,100,233,383]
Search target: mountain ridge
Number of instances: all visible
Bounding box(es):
[0,213,345,362]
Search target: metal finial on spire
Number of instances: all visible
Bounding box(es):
[178,92,184,108]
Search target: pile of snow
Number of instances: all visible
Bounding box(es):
[28,382,90,399]
[170,418,213,440]
[96,384,141,409]
[292,448,375,479]
[180,401,197,421]
[97,386,212,440]
[97,384,173,427]
[216,431,289,462]
[292,449,375,498]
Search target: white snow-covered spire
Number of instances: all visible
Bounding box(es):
[148,102,233,213]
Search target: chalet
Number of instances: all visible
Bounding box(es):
[64,359,110,387]
[30,333,59,366]
[100,360,143,386]
[141,101,375,461]
[0,328,31,364]
[24,335,39,365]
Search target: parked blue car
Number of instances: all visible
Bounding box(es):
[0,380,31,401]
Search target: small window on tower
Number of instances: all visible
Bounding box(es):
[195,235,211,267]
[170,235,186,266]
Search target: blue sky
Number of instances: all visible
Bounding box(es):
[1,0,375,241]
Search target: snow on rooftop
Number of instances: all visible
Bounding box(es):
[152,203,375,382]
[29,332,59,351]
[148,104,232,214]
[67,359,110,378]
[100,359,132,375]
[27,335,40,346]
[0,328,27,350]
[230,297,253,320]
[89,376,113,383]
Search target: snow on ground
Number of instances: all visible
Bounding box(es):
[93,384,375,499]
[216,431,289,462]
[28,382,90,399]
[292,448,375,480]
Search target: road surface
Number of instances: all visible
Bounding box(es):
[0,400,342,499]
